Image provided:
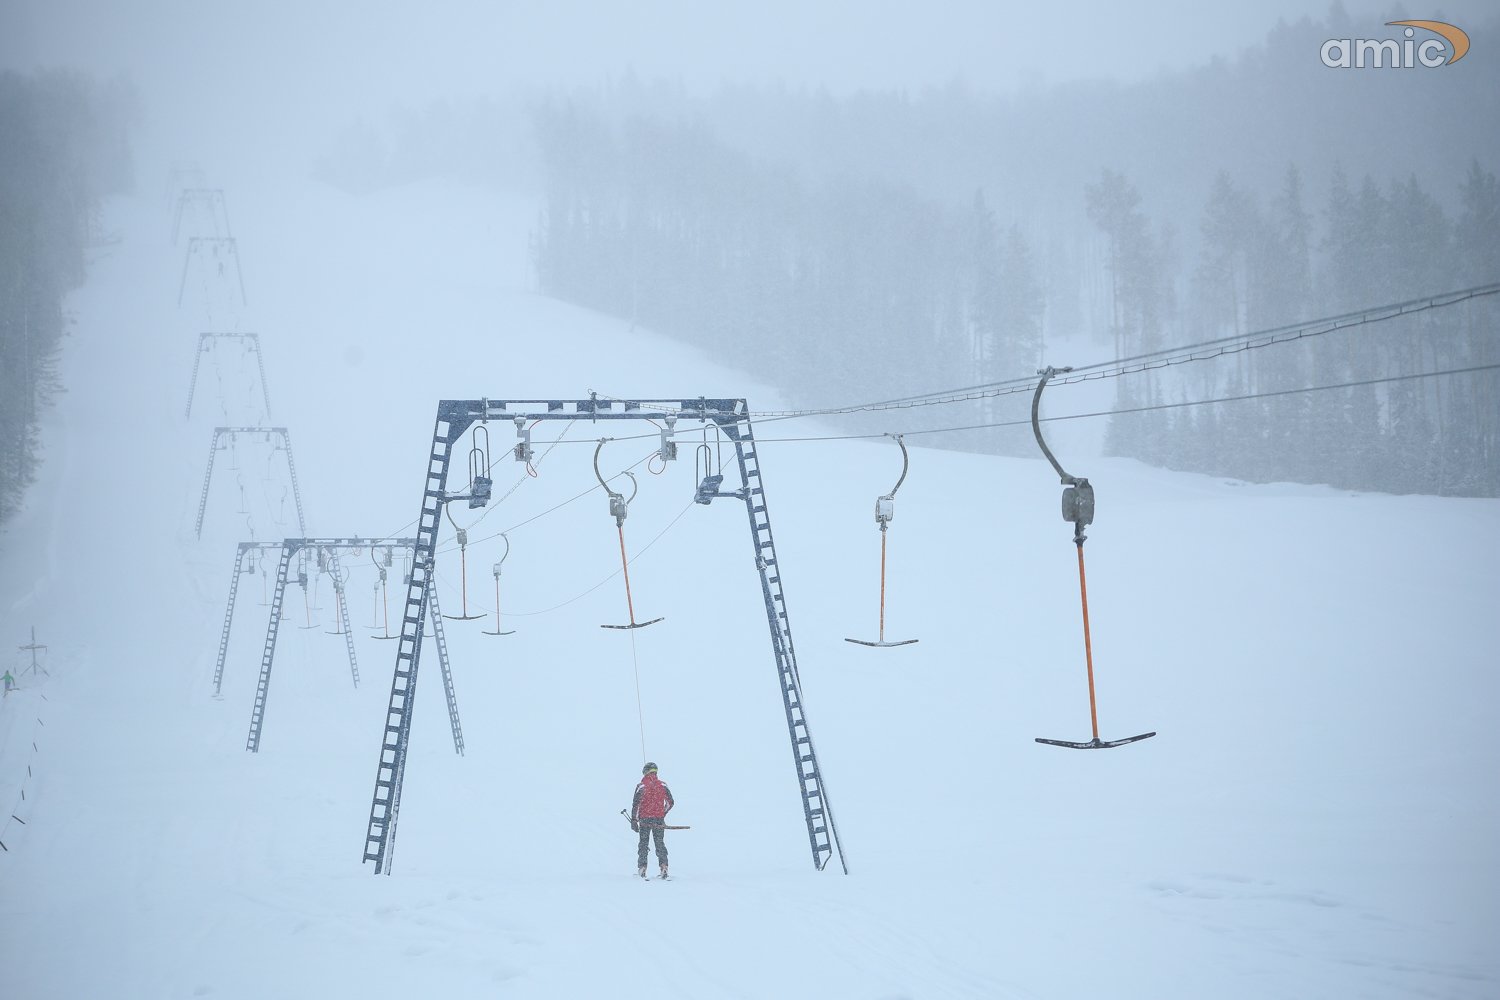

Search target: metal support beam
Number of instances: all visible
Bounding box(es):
[246,544,293,752]
[172,187,231,244]
[212,544,250,696]
[364,412,457,873]
[214,537,415,704]
[178,236,247,306]
[186,332,272,419]
[424,578,465,756]
[195,427,305,538]
[362,397,846,875]
[720,413,847,873]
[329,551,359,688]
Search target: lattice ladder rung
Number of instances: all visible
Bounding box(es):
[251,336,272,418]
[186,335,207,418]
[246,545,293,752]
[424,581,465,755]
[328,552,359,688]
[281,431,307,535]
[363,430,452,872]
[194,431,221,538]
[212,547,248,696]
[725,411,847,874]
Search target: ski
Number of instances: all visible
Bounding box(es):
[1034,731,1156,750]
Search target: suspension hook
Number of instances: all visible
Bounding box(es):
[492,532,511,579]
[594,438,636,526]
[1032,366,1094,544]
[875,433,909,532]
[444,500,469,550]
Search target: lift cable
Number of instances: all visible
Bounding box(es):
[586,280,1499,425]
[433,449,658,556]
[690,361,1500,447]
[497,497,697,618]
[761,280,1500,421]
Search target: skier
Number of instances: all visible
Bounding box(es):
[630,761,675,878]
[2,669,13,695]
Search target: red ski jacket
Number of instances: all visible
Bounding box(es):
[631,773,674,821]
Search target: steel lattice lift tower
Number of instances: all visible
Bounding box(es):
[195,426,307,538]
[362,397,847,876]
[177,236,247,306]
[185,332,273,419]
[171,187,232,244]
[212,537,417,698]
[223,537,465,756]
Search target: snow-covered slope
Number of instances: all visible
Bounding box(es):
[0,166,1496,1000]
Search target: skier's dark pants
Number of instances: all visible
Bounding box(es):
[637,821,667,867]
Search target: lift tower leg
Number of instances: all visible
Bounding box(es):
[212,544,250,696]
[362,398,847,876]
[246,543,294,752]
[363,414,457,873]
[424,579,466,755]
[328,551,359,689]
[721,412,848,874]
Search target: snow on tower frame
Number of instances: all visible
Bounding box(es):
[362,397,849,876]
[185,332,273,419]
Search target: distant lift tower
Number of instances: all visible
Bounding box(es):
[362,397,847,877]
[164,163,206,211]
[195,427,306,538]
[213,537,417,697]
[229,537,464,756]
[185,332,273,418]
[178,236,247,306]
[172,187,232,244]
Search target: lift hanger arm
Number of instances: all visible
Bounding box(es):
[882,433,909,500]
[1031,366,1078,486]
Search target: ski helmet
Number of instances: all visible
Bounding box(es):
[642,762,658,774]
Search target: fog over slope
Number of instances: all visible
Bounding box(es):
[2,4,1498,998]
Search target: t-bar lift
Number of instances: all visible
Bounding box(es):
[1031,367,1156,750]
[195,427,306,538]
[362,397,847,877]
[213,537,416,698]
[172,187,232,244]
[185,332,273,419]
[177,236,247,306]
[223,537,465,757]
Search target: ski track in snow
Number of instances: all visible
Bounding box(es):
[0,165,1496,999]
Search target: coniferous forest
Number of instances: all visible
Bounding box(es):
[0,71,134,521]
[519,15,1500,496]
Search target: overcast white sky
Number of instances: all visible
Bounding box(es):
[6,1,1494,97]
[2,0,1493,162]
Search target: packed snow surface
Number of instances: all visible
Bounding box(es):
[1,169,1496,999]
